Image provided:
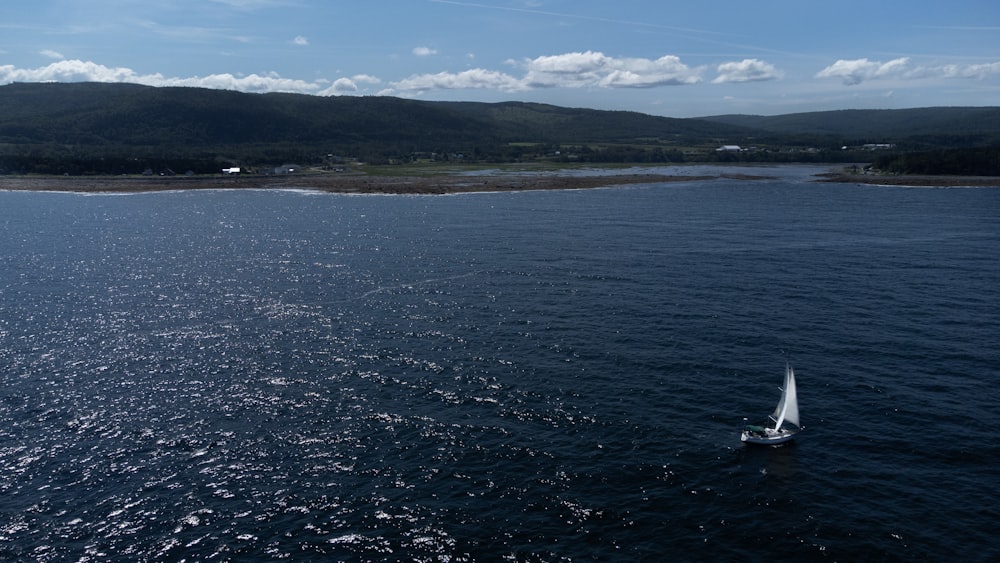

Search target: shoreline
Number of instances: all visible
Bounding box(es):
[0,172,733,195]
[2,169,997,194]
[814,172,1000,187]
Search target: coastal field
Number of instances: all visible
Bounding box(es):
[1,165,998,194]
[815,171,1000,187]
[0,172,701,194]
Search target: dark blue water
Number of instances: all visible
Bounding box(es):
[2,168,999,561]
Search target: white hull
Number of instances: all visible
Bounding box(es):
[741,427,799,445]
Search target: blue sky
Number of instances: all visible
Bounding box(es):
[1,0,998,117]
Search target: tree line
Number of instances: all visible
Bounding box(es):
[872,147,1000,176]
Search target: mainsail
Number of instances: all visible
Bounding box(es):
[770,364,799,430]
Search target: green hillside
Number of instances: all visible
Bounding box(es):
[0,82,492,147]
[1,82,998,175]
[439,100,747,144]
[0,82,749,146]
[701,107,1000,148]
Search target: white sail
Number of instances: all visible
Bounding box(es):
[782,365,800,428]
[770,363,799,430]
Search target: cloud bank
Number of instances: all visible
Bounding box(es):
[392,51,708,94]
[816,57,1000,85]
[4,52,995,99]
[0,59,322,94]
[0,51,745,96]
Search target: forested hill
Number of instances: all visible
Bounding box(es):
[0,81,746,149]
[700,107,1000,146]
[1,82,999,174]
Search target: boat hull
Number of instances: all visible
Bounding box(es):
[741,427,799,445]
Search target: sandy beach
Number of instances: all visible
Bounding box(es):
[2,169,996,194]
[0,173,706,195]
[0,171,776,195]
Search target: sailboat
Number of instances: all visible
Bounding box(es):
[741,363,801,445]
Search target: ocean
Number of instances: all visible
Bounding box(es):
[1,166,998,561]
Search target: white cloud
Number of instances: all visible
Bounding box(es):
[30,50,999,104]
[386,51,704,95]
[938,61,1000,79]
[816,57,910,85]
[392,68,523,93]
[40,49,65,60]
[412,46,438,57]
[1,59,146,84]
[162,72,320,94]
[713,59,782,84]
[292,35,309,46]
[318,77,360,95]
[521,51,702,89]
[315,75,382,96]
[0,59,320,94]
[600,55,703,88]
[814,57,1000,85]
[526,51,610,78]
[0,59,387,97]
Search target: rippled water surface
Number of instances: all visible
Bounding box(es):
[2,168,998,560]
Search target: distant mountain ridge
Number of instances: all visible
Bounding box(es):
[0,82,751,148]
[1,82,998,174]
[700,107,1000,140]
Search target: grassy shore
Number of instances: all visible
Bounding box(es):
[0,171,743,195]
[815,171,1000,187]
[2,167,996,194]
